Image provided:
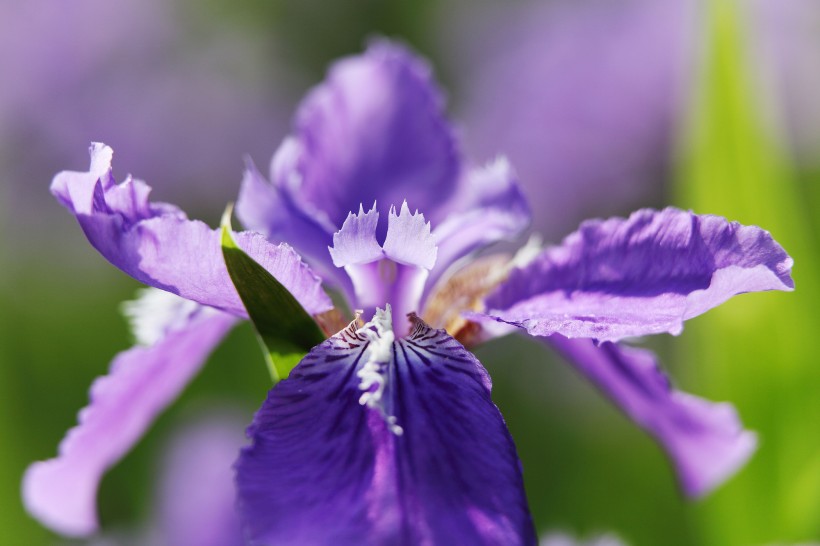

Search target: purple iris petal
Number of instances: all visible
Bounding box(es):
[547,336,757,498]
[427,158,530,294]
[236,156,350,293]
[283,39,459,233]
[237,41,529,296]
[236,39,459,266]
[22,306,236,537]
[52,143,332,317]
[480,208,793,342]
[236,312,536,545]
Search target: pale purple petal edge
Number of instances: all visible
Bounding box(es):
[22,311,236,536]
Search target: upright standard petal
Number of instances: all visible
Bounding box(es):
[237,38,461,276]
[23,291,236,536]
[236,157,355,295]
[236,311,536,546]
[547,336,757,498]
[286,40,460,233]
[52,143,332,317]
[238,42,533,294]
[480,208,793,342]
[427,158,530,294]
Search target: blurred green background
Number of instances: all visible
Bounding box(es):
[1,0,817,544]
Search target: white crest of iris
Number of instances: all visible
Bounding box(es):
[355,305,403,436]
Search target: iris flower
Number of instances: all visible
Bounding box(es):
[25,41,793,544]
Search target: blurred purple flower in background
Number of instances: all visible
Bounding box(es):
[151,413,245,546]
[0,0,287,252]
[24,40,794,544]
[81,412,246,546]
[750,0,820,167]
[444,0,820,238]
[445,0,693,237]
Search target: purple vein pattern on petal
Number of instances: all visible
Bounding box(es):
[547,335,757,497]
[52,143,332,316]
[22,305,236,537]
[291,40,460,233]
[236,317,536,546]
[481,208,794,342]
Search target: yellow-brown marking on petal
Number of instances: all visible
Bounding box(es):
[422,254,513,341]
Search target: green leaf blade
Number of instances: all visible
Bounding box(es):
[220,209,326,382]
[675,1,820,543]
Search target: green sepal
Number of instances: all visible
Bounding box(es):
[220,206,325,382]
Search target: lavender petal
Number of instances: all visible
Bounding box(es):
[481,208,793,342]
[237,39,460,258]
[52,143,332,316]
[284,40,460,233]
[23,308,236,536]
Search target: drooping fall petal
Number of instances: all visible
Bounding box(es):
[23,292,236,536]
[548,335,757,498]
[236,311,536,545]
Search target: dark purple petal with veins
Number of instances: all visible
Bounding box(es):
[286,40,460,234]
[52,143,332,316]
[236,314,536,546]
[23,304,236,537]
[547,336,757,497]
[480,208,793,342]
